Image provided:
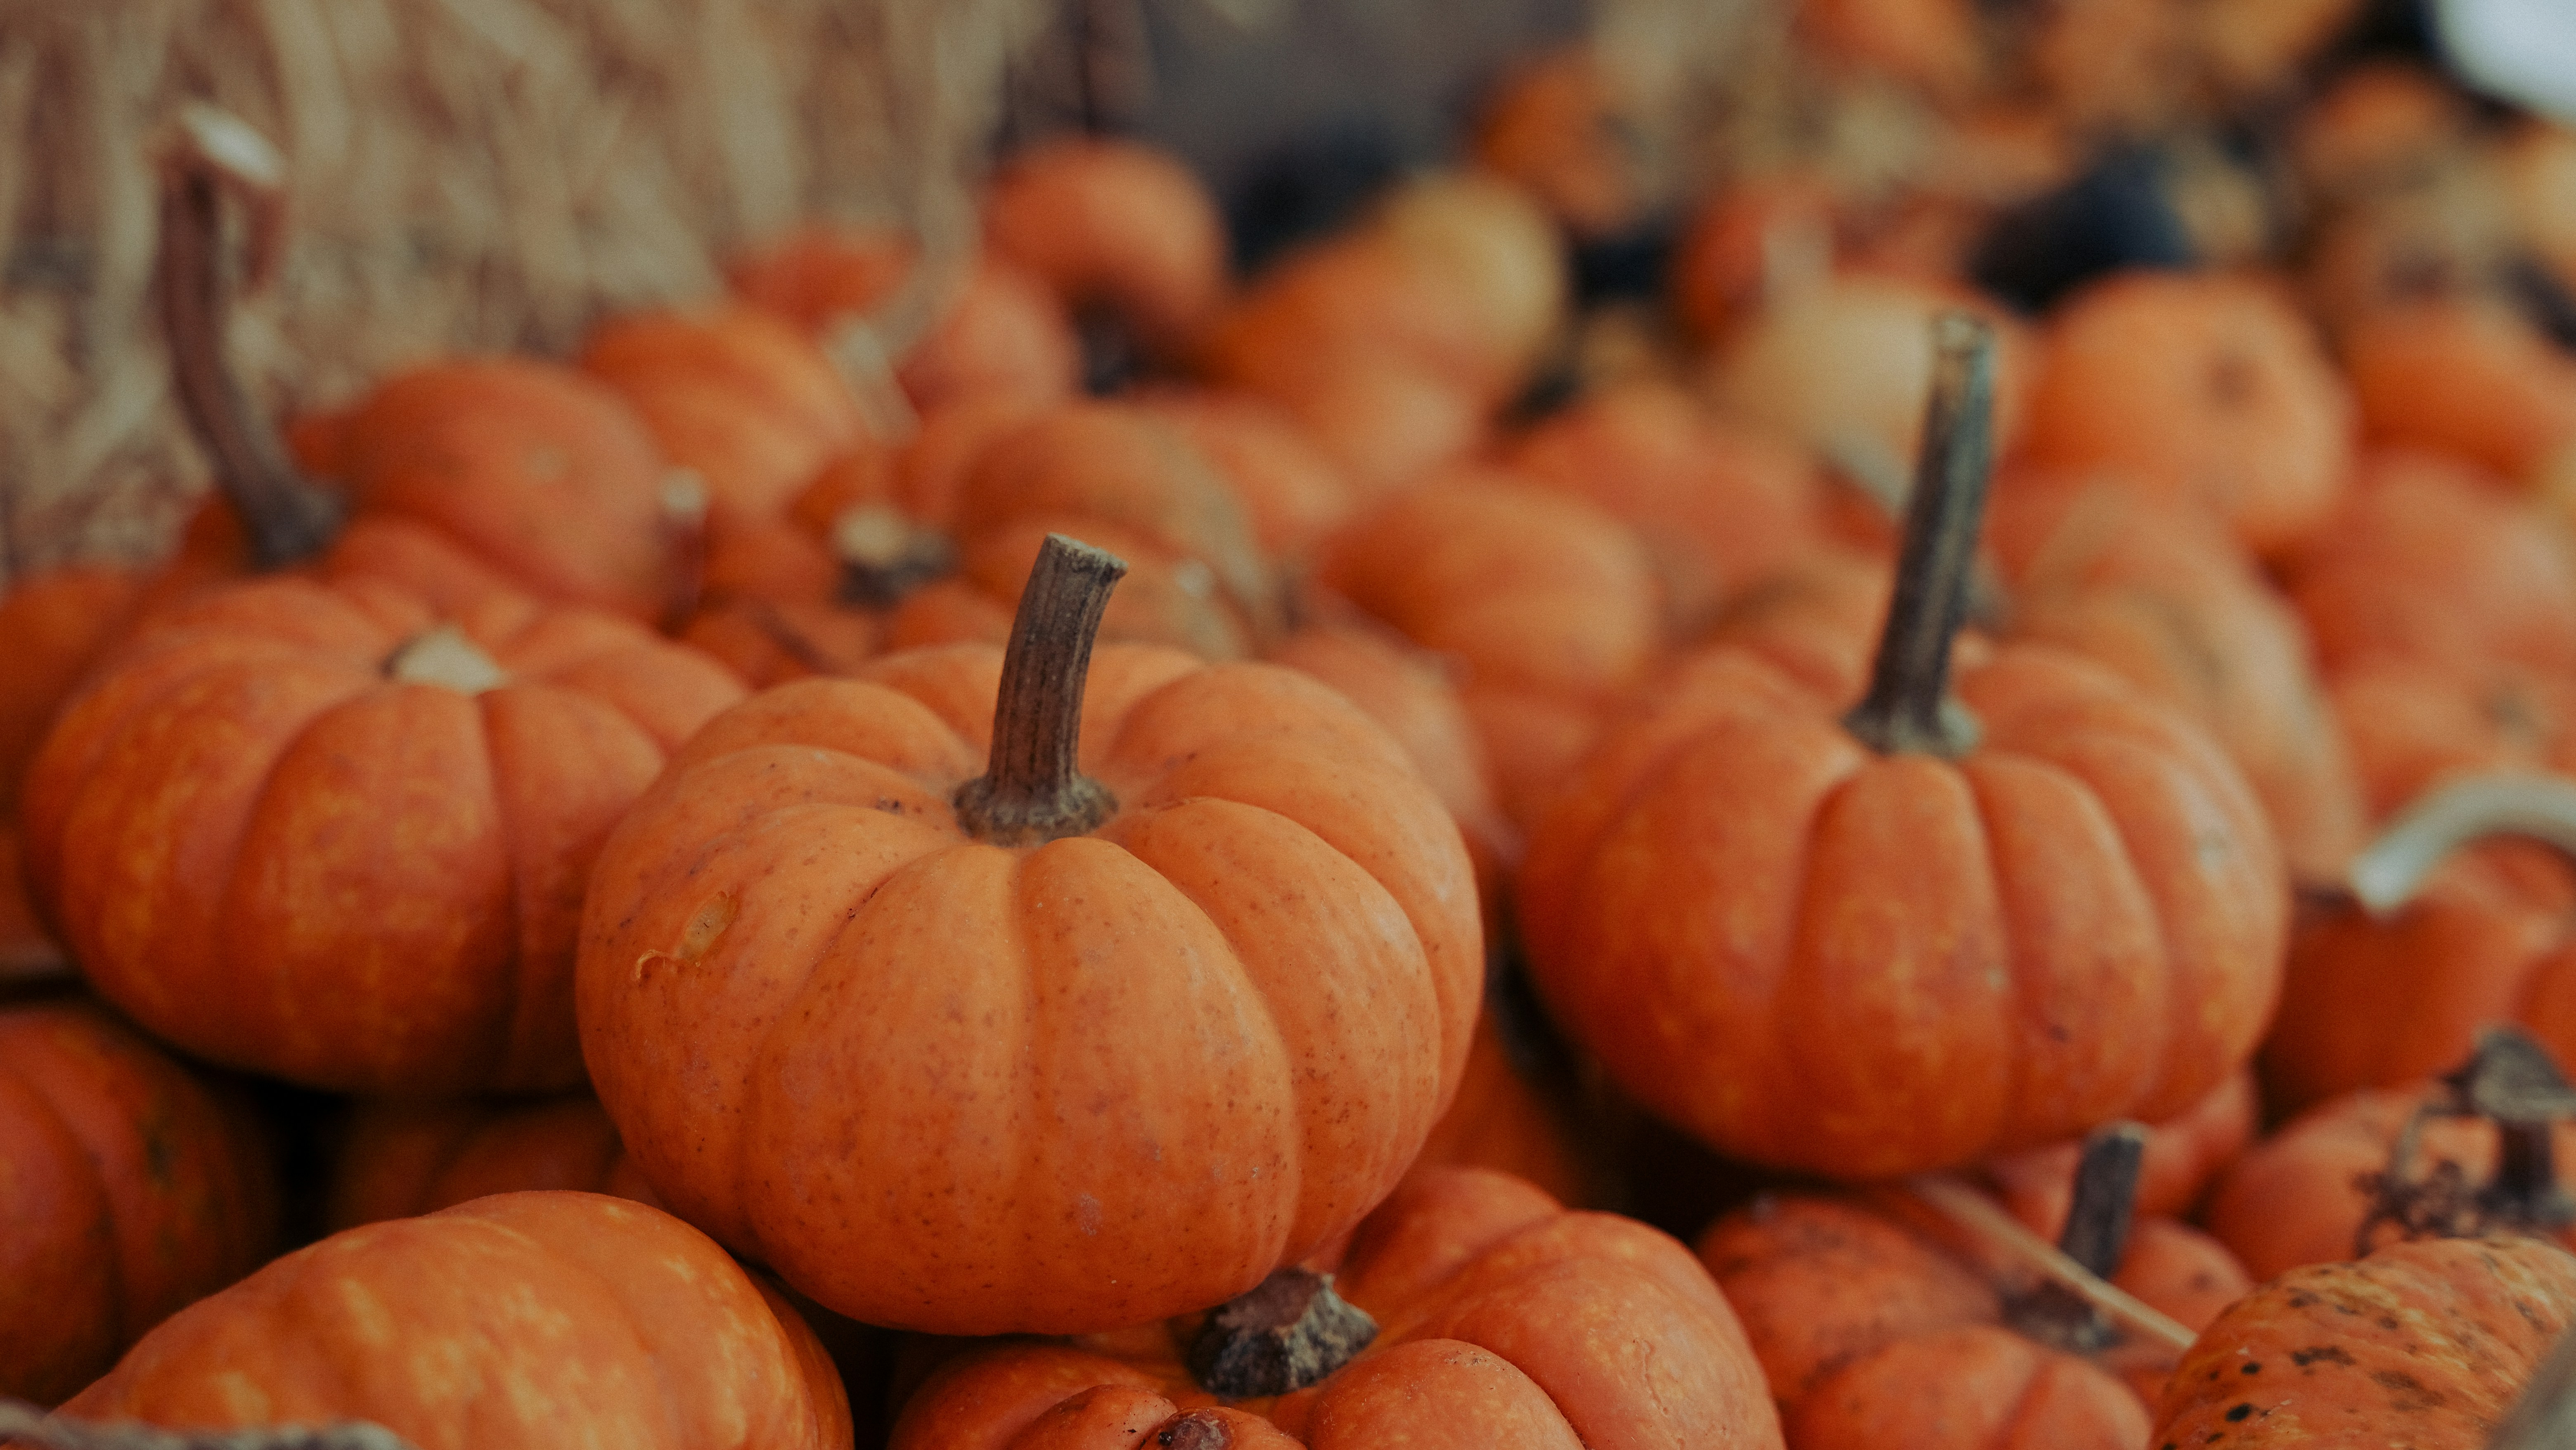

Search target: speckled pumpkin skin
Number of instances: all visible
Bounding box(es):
[575,644,1483,1336]
[2152,1236,2576,1448]
[60,1191,850,1450]
[887,1168,1783,1450]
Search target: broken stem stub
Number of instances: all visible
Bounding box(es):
[2009,1122,2147,1354]
[1842,311,1997,758]
[952,534,1126,846]
[2361,1026,2576,1251]
[1185,1267,1378,1399]
[156,111,340,572]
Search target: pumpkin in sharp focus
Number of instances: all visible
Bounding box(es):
[1987,477,2366,884]
[325,1094,654,1232]
[21,572,744,1095]
[887,1166,1782,1450]
[2015,270,2355,558]
[52,1191,850,1450]
[1314,467,1662,829]
[575,536,1482,1336]
[0,995,279,1406]
[1698,1128,2252,1450]
[2150,1234,2576,1450]
[1519,318,2285,1178]
[2266,775,2576,1114]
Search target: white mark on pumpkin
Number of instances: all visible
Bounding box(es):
[678,893,739,960]
[1074,1193,1103,1236]
[339,1277,397,1346]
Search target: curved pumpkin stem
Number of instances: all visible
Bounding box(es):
[156,105,341,572]
[954,534,1127,845]
[1184,1267,1378,1399]
[2005,1123,2147,1353]
[2346,772,2576,917]
[1842,312,1997,758]
[0,1400,417,1450]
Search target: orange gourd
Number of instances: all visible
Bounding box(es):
[984,135,1231,356]
[1136,389,1361,559]
[886,1166,1783,1450]
[2016,270,2354,557]
[1981,1069,2258,1239]
[0,995,278,1405]
[2151,1234,2576,1449]
[2330,656,2576,819]
[2339,299,2576,493]
[2266,775,2576,1114]
[1519,318,2285,1177]
[21,572,744,1095]
[575,536,1481,1335]
[1698,1127,2251,1450]
[54,1192,850,1449]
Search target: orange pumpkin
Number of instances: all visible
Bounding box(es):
[1315,467,1662,828]
[325,1094,654,1232]
[21,572,744,1095]
[2015,270,2354,557]
[1470,45,1659,242]
[2150,1234,2576,1449]
[886,1166,1782,1449]
[0,995,278,1405]
[1986,477,2365,883]
[53,1191,850,1448]
[1519,317,2285,1177]
[2205,1029,2576,1280]
[984,135,1231,356]
[2339,299,2576,493]
[2330,656,2576,819]
[1136,389,1361,559]
[576,536,1481,1335]
[1698,1127,2251,1450]
[1981,1069,2258,1239]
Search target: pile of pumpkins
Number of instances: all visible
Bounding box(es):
[11,2,2576,1443]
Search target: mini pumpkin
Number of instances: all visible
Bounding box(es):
[1519,316,2285,1177]
[22,572,744,1095]
[576,535,1481,1335]
[325,1094,653,1232]
[886,1166,1782,1450]
[0,994,279,1405]
[51,1192,850,1450]
[983,135,1231,358]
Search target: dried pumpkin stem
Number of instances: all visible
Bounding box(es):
[2363,1027,2576,1248]
[954,534,1127,845]
[1843,312,1997,758]
[0,1402,417,1450]
[155,108,340,571]
[2346,772,2576,917]
[2008,1123,2147,1353]
[1185,1267,1378,1399]
[1903,1172,2195,1355]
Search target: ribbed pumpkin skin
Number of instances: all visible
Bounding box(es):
[60,1191,851,1450]
[0,997,278,1405]
[1518,641,2286,1178]
[888,1168,1783,1450]
[2152,1237,2576,1449]
[20,574,744,1095]
[576,646,1482,1336]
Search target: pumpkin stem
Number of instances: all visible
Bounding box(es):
[1184,1267,1378,1399]
[0,1400,417,1450]
[2007,1122,2147,1354]
[2360,1026,2576,1252]
[155,105,341,571]
[1901,1173,2194,1354]
[954,534,1127,845]
[1842,312,1998,758]
[2346,772,2576,917]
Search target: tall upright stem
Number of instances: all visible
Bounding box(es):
[953,535,1127,845]
[156,107,339,571]
[1843,312,1997,758]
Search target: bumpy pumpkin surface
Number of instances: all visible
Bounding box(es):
[887,1167,1783,1450]
[58,1191,850,1450]
[576,627,1482,1334]
[2152,1236,2576,1448]
[0,996,278,1405]
[21,573,743,1095]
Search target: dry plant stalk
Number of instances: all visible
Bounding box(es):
[0,0,1044,584]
